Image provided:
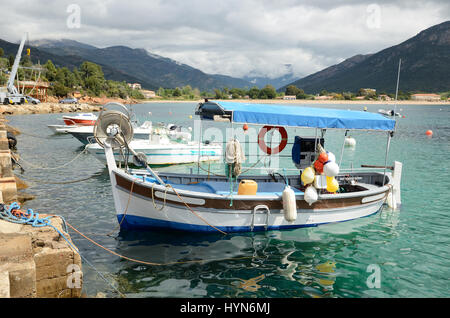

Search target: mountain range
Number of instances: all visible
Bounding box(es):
[2,38,253,91]
[281,20,450,93]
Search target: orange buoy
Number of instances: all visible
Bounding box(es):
[318,152,328,163]
[314,160,324,174]
[426,130,433,136]
[243,123,248,131]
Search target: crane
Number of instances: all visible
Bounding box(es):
[1,33,27,104]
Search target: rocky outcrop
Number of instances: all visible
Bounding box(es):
[0,216,82,298]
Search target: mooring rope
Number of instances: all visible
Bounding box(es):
[15,171,103,185]
[12,145,89,171]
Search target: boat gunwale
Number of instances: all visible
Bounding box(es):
[112,168,392,202]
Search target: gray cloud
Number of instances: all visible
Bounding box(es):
[1,0,448,79]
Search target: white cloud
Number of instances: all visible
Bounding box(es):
[0,0,448,79]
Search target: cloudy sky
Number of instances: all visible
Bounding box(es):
[1,0,448,79]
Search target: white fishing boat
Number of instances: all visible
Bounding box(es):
[94,101,402,233]
[87,136,222,166]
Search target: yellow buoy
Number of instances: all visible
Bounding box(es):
[301,166,315,185]
[326,176,339,193]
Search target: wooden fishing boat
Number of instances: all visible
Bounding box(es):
[96,101,402,233]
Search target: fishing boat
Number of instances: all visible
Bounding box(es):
[94,101,402,233]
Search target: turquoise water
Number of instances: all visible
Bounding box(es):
[7,102,450,298]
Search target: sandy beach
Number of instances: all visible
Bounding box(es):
[138,98,449,105]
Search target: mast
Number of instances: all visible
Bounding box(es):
[393,58,401,123]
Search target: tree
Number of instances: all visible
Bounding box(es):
[214,88,223,99]
[247,86,260,99]
[0,48,4,57]
[53,82,70,97]
[173,87,182,97]
[44,60,57,82]
[258,85,277,99]
[7,55,14,70]
[285,85,301,96]
[79,62,105,95]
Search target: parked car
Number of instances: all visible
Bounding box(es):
[25,96,40,104]
[59,97,78,104]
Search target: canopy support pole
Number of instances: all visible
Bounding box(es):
[338,130,349,167]
[382,132,392,186]
[197,119,202,174]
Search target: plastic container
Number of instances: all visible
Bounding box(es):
[238,180,258,195]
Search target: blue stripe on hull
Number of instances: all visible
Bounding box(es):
[117,206,383,233]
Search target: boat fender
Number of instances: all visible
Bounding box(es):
[304,185,318,206]
[301,166,315,185]
[323,161,339,177]
[282,185,297,222]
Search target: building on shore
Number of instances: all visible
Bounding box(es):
[141,90,157,99]
[378,94,392,101]
[127,83,142,90]
[283,95,296,100]
[411,93,441,101]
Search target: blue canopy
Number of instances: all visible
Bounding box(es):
[200,101,396,131]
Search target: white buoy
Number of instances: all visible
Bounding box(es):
[344,137,356,147]
[282,185,297,222]
[323,161,340,177]
[304,186,318,206]
[326,151,336,162]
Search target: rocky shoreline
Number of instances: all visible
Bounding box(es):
[0,102,103,116]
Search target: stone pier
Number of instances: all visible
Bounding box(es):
[0,115,83,298]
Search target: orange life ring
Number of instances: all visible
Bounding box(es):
[258,125,288,155]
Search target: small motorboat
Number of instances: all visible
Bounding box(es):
[378,109,401,117]
[62,113,97,126]
[48,113,98,134]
